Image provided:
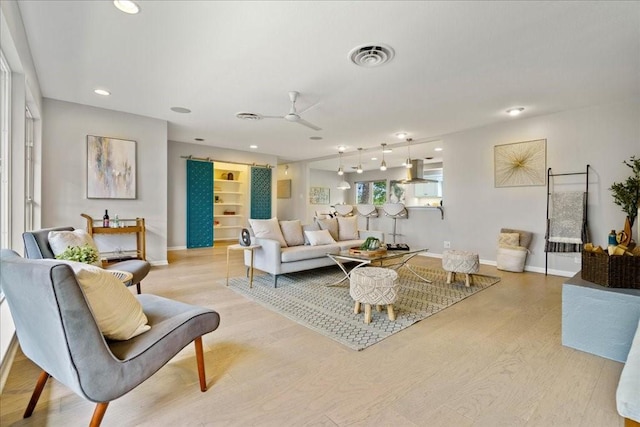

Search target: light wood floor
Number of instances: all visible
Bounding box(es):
[1,244,624,426]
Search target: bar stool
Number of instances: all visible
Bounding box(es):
[334,204,354,217]
[382,203,408,245]
[356,204,378,230]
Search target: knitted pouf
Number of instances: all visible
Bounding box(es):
[350,267,399,323]
[442,249,480,287]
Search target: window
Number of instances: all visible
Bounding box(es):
[0,51,10,249]
[355,180,387,205]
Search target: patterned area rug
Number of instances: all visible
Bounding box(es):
[226,265,500,351]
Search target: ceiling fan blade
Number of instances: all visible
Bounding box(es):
[261,115,285,119]
[297,102,320,115]
[295,118,322,131]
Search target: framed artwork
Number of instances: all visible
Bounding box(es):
[389,180,406,204]
[309,187,330,204]
[494,139,546,187]
[277,179,291,199]
[87,135,136,199]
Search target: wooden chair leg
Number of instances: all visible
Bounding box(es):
[354,301,361,314]
[465,274,471,287]
[364,304,372,324]
[89,402,109,427]
[23,370,50,418]
[194,337,207,392]
[446,271,453,284]
[387,304,396,321]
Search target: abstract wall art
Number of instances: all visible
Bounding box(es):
[87,135,137,199]
[494,139,546,187]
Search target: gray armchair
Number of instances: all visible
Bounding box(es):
[23,226,151,294]
[0,249,220,426]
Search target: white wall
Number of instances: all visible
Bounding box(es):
[289,99,640,276]
[167,140,278,248]
[42,99,169,264]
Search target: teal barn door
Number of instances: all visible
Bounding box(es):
[250,167,272,219]
[186,159,213,248]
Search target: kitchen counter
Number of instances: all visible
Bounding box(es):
[406,205,444,219]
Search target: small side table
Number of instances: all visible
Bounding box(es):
[226,244,261,288]
[109,270,134,288]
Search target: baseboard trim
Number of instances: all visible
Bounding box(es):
[150,260,169,266]
[167,246,187,251]
[0,334,19,394]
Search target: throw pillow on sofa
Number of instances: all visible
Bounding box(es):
[305,229,336,246]
[316,217,339,241]
[248,217,288,247]
[337,216,359,240]
[279,220,305,246]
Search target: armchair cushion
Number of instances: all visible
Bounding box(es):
[48,229,101,266]
[45,259,150,340]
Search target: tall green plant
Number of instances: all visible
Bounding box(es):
[609,155,640,228]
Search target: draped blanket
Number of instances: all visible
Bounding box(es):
[545,191,589,253]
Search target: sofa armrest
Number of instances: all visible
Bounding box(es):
[244,237,282,275]
[358,229,384,242]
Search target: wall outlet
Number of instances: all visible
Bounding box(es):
[444,241,451,249]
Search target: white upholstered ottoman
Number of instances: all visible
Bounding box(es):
[442,250,479,287]
[350,267,399,324]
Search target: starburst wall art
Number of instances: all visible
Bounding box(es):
[494,139,546,187]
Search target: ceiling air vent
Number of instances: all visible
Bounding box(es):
[348,44,395,67]
[235,112,263,121]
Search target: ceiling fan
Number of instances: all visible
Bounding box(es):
[247,91,321,131]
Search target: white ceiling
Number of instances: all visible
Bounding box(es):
[17,1,640,171]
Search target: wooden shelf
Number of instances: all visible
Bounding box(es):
[214,179,244,183]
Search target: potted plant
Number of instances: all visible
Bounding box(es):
[609,155,640,245]
[55,244,100,265]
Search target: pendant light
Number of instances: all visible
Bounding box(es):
[337,149,351,189]
[380,143,388,171]
[356,148,363,173]
[405,138,413,168]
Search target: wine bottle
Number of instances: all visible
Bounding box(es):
[103,210,110,228]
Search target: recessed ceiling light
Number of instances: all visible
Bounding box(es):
[309,136,323,140]
[94,89,110,96]
[506,107,525,116]
[249,145,258,149]
[434,147,443,152]
[194,138,204,142]
[395,132,408,139]
[371,157,378,161]
[113,0,140,14]
[170,107,191,114]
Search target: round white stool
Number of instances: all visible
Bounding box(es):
[350,267,399,323]
[442,250,479,287]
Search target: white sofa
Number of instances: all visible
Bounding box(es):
[617,318,640,426]
[244,217,383,287]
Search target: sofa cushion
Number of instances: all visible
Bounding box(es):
[337,216,359,241]
[303,222,320,245]
[279,220,305,247]
[305,229,336,246]
[281,243,340,263]
[316,217,339,241]
[249,217,288,247]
